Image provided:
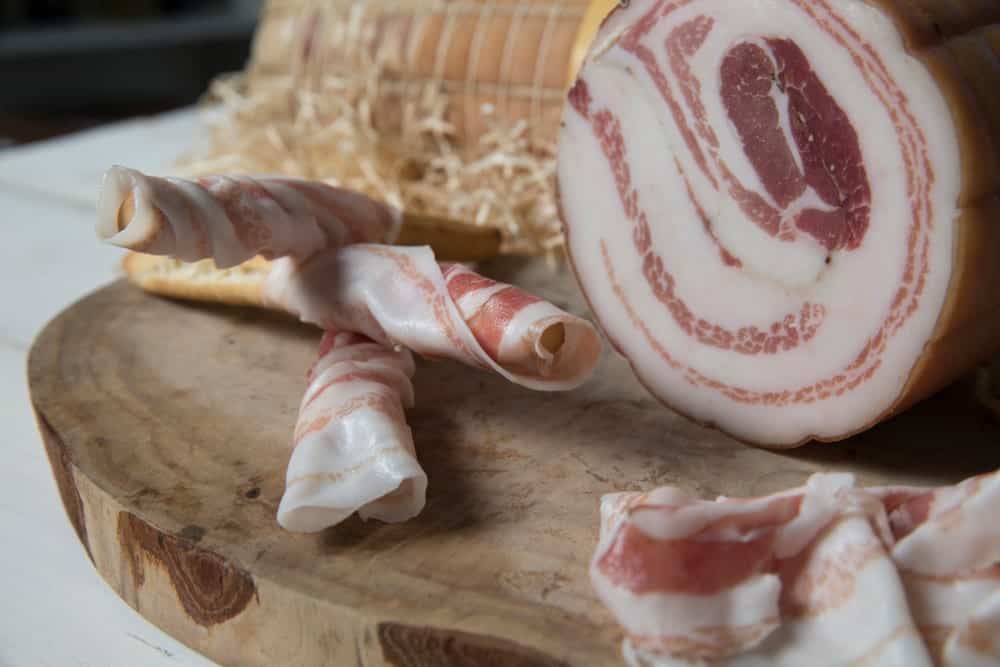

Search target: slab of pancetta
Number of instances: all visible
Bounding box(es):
[558,0,1000,445]
[591,470,1000,667]
[278,330,425,533]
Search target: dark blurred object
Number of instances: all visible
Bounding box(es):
[0,0,260,144]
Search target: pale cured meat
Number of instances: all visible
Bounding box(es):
[97,166,399,268]
[99,169,601,531]
[100,169,602,390]
[557,0,1000,445]
[591,470,1000,667]
[264,251,600,389]
[875,474,1000,665]
[279,330,425,532]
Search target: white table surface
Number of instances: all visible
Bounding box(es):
[0,108,216,667]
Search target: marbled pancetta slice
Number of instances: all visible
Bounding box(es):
[278,330,425,533]
[875,473,1000,665]
[591,470,1000,667]
[97,166,399,268]
[558,0,1000,445]
[264,246,602,390]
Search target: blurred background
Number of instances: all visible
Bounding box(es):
[0,0,262,147]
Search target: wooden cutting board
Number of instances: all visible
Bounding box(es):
[28,257,1000,667]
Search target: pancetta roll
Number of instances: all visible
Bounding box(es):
[264,246,602,390]
[591,470,1000,667]
[278,330,425,533]
[97,166,399,267]
[558,0,1000,445]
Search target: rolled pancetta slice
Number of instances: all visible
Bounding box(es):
[98,166,398,268]
[264,245,602,390]
[591,470,1000,667]
[278,330,425,533]
[558,0,1000,445]
[120,250,602,390]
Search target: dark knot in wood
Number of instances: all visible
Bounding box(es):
[118,511,257,627]
[378,622,569,667]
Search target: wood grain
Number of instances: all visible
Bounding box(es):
[28,257,1000,666]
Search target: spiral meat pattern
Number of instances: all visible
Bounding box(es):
[558,0,1000,445]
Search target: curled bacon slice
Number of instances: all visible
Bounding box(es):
[591,470,1000,667]
[278,330,425,532]
[97,166,398,268]
[558,0,1000,445]
[264,246,602,390]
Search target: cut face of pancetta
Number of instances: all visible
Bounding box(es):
[278,330,425,532]
[591,470,1000,667]
[558,0,1000,445]
[97,166,399,267]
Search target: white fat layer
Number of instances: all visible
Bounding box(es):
[904,578,999,634]
[891,473,1000,575]
[944,591,1000,666]
[595,571,782,640]
[454,282,509,318]
[558,0,961,444]
[622,473,852,544]
[742,517,930,667]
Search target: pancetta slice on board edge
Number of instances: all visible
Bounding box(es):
[558,0,1000,445]
[591,470,1000,667]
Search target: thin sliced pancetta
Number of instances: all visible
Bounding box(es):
[278,330,425,533]
[591,470,1000,667]
[264,249,601,390]
[875,473,1000,665]
[558,0,1000,445]
[97,166,399,267]
[101,168,602,390]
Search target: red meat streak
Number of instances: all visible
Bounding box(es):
[442,264,543,361]
[582,102,825,356]
[597,495,803,595]
[598,496,888,627]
